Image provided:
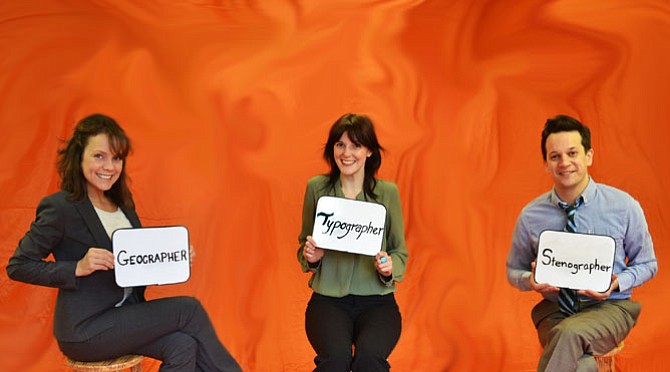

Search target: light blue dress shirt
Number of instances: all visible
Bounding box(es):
[507,178,657,300]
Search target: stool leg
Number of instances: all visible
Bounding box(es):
[596,355,614,372]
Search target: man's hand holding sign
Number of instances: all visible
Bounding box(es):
[303,196,390,276]
[533,230,617,300]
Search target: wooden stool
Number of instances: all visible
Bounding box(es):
[66,354,143,372]
[594,342,624,372]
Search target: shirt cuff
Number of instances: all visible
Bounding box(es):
[307,260,321,272]
[379,273,394,286]
[616,272,632,293]
[520,271,532,291]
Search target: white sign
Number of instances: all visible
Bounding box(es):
[535,230,615,292]
[112,226,190,287]
[312,196,387,256]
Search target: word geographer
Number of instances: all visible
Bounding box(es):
[116,249,188,266]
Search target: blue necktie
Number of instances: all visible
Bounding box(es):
[557,197,583,316]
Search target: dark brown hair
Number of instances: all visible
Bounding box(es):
[58,114,134,209]
[541,114,592,161]
[322,113,384,200]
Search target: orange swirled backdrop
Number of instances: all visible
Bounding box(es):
[1,1,668,371]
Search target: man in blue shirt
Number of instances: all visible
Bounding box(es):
[506,114,658,371]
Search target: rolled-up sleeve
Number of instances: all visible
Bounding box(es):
[616,199,658,292]
[383,183,408,284]
[507,213,534,291]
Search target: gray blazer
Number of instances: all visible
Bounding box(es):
[6,190,145,342]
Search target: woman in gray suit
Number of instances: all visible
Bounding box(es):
[7,114,240,372]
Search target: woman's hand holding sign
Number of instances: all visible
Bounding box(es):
[375,252,392,277]
[76,247,115,277]
[303,236,324,264]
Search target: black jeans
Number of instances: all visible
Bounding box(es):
[59,296,241,372]
[305,293,402,372]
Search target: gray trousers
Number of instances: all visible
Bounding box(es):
[532,299,641,372]
[59,296,241,372]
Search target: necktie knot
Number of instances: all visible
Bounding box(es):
[558,196,583,213]
[558,197,583,231]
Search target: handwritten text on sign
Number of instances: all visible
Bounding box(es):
[312,196,387,256]
[112,226,190,287]
[535,230,615,292]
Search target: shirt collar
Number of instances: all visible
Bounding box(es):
[550,177,597,207]
[333,177,367,200]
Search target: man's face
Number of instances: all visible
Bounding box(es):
[544,131,593,198]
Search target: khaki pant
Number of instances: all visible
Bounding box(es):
[531,299,641,372]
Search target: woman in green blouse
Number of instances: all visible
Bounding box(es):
[297,113,409,371]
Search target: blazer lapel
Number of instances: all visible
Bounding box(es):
[121,207,142,228]
[74,198,112,250]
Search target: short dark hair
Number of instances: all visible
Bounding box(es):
[57,114,134,209]
[322,113,384,201]
[541,114,591,160]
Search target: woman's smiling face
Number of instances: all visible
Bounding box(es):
[81,133,123,197]
[333,131,371,179]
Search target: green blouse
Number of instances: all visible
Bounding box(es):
[297,175,409,297]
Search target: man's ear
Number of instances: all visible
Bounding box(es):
[586,148,594,166]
